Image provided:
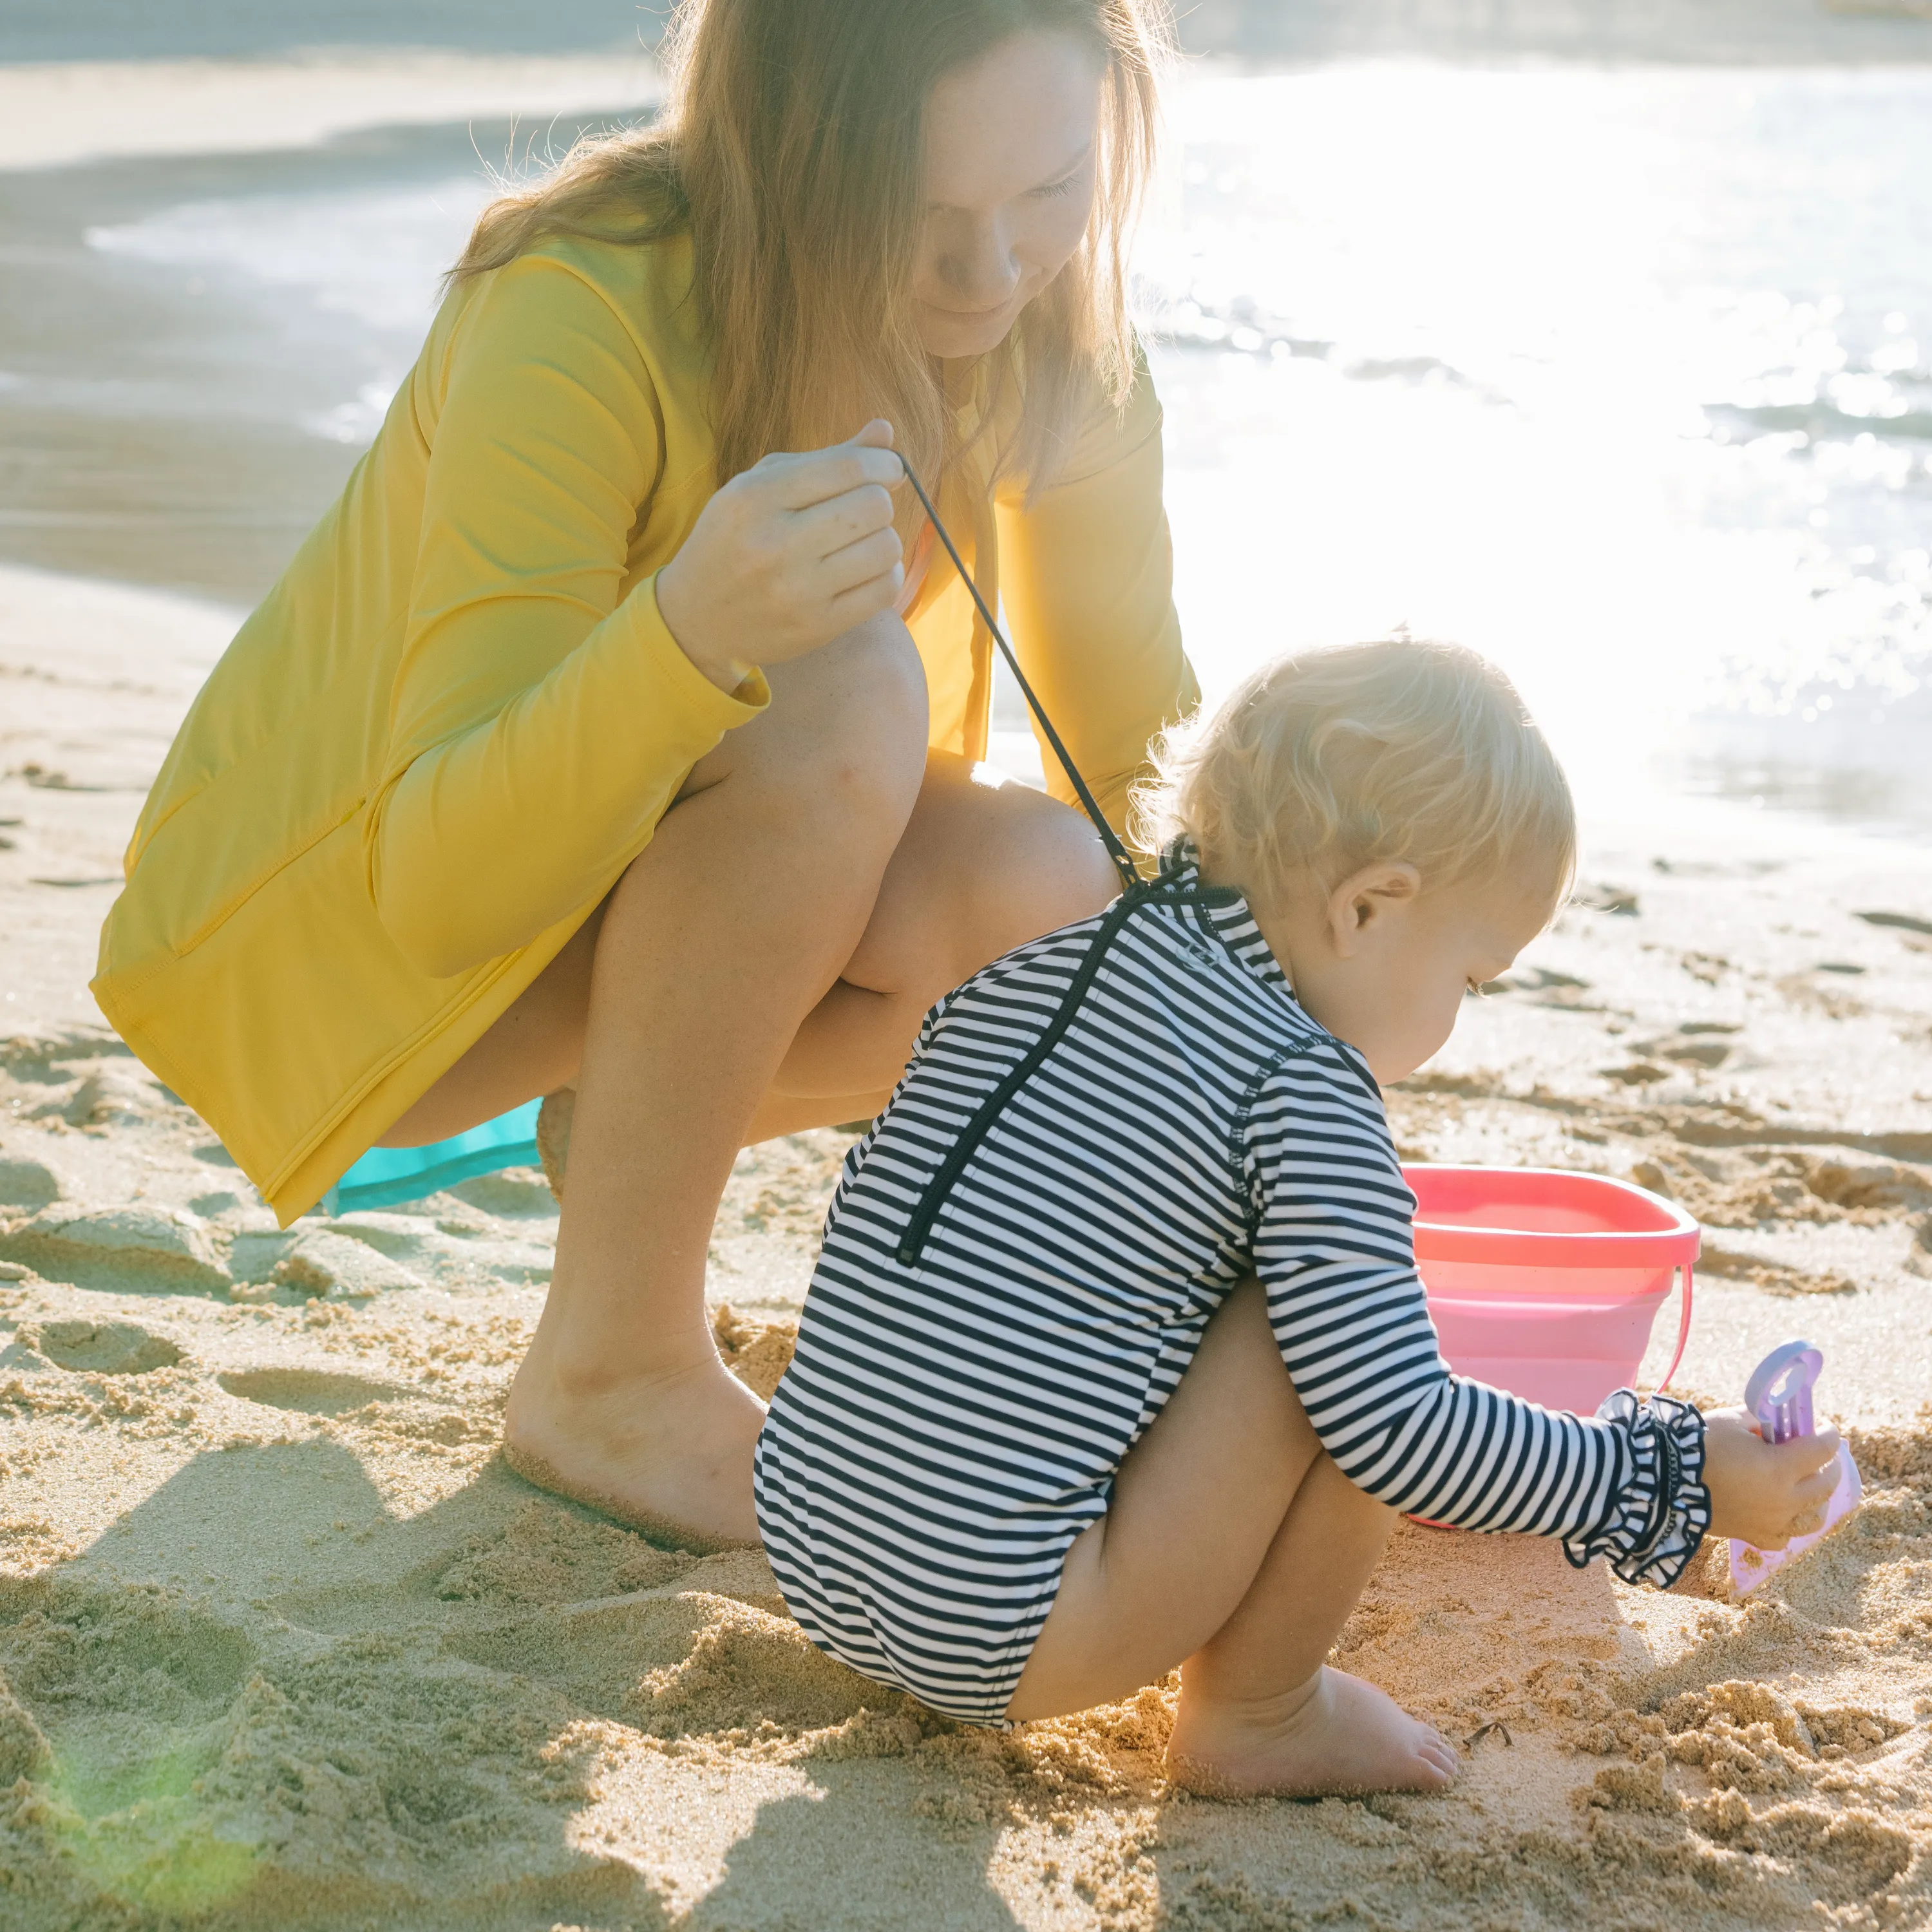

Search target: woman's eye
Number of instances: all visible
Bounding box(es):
[1032,174,1081,200]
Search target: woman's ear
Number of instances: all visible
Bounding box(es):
[1325,861,1422,958]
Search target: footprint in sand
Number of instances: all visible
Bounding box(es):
[1857,910,1932,936]
[35,1318,182,1375]
[0,1158,60,1211]
[1698,1243,1858,1297]
[218,1367,416,1416]
[448,1170,558,1218]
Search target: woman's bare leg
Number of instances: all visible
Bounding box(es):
[381,613,1119,1546]
[1006,1280,1459,1797]
[502,615,925,1547]
[749,747,1120,1121]
[384,752,1108,1144]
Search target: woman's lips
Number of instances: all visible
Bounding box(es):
[922,298,1018,325]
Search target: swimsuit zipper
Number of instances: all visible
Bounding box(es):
[883,459,1240,1267]
[894,877,1240,1268]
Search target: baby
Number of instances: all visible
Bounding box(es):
[753,638,1842,1796]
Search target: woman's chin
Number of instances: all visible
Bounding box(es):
[916,305,1022,360]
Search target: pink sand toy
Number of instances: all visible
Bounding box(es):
[1405,1165,1700,1415]
[1727,1340,1862,1595]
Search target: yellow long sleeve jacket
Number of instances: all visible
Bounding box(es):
[93,233,1197,1223]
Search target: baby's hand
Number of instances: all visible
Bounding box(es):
[1702,1406,1843,1551]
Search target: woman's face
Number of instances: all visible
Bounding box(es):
[913,30,1105,361]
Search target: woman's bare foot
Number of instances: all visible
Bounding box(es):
[1166,1667,1459,1797]
[503,1342,766,1552]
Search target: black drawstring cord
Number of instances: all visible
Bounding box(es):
[885,451,1227,1267]
[895,455,1143,898]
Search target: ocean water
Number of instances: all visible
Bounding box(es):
[0,0,667,62]
[1139,66,1932,827]
[85,178,488,444]
[16,64,1932,829]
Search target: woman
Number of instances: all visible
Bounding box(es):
[95,0,1196,1549]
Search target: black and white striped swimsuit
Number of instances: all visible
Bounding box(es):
[753,851,1708,1727]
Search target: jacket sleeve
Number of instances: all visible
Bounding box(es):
[1245,1042,1710,1587]
[993,352,1200,839]
[367,252,767,980]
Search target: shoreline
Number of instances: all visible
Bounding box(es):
[0,50,662,174]
[10,42,1932,185]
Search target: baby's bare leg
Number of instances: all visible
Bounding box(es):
[1164,1450,1456,1795]
[1006,1280,1457,1797]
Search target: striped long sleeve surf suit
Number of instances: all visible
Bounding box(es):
[753,847,1709,1726]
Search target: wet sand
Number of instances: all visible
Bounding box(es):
[6,561,1932,1928]
[0,74,654,605]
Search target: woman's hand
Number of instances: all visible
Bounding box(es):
[1701,1406,1844,1551]
[656,419,909,692]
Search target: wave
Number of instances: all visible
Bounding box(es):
[1705,397,1932,444]
[85,180,489,336]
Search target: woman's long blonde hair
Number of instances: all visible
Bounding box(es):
[450,0,1170,496]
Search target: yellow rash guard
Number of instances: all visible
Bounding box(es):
[92,232,1199,1225]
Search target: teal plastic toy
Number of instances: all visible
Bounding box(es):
[319,1099,542,1217]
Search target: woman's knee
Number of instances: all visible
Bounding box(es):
[843,762,1119,999]
[744,611,929,822]
[961,777,1120,951]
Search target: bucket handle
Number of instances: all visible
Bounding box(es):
[1654,1262,1694,1395]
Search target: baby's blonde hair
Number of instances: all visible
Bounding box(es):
[1133,638,1576,908]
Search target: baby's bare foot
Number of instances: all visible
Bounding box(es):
[1166,1667,1459,1798]
[504,1344,765,1553]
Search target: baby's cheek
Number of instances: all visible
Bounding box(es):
[1422,987,1469,1061]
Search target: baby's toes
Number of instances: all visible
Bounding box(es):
[1417,1733,1461,1782]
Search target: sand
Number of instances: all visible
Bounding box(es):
[6,560,1932,1929]
[0,53,661,174]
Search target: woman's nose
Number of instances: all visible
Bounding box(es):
[936,215,1021,306]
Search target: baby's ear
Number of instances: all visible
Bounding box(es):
[1327,861,1422,954]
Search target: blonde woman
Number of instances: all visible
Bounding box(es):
[97,0,1196,1548]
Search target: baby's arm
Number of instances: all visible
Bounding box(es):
[1244,1047,1707,1586]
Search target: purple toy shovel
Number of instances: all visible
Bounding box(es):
[1728,1339,1862,1595]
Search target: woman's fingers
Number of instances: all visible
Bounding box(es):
[819,526,905,595]
[761,439,904,514]
[794,480,899,561]
[655,422,910,681]
[825,564,906,632]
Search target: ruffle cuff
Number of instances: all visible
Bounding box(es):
[1562,1391,1710,1589]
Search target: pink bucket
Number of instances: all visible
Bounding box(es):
[1404,1165,1699,1414]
